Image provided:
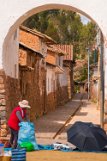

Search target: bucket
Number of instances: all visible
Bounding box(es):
[4,148,12,156]
[0,144,4,156]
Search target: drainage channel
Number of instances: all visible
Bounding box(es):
[53,93,85,139]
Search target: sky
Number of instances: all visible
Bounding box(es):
[80,15,90,25]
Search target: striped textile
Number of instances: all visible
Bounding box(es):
[11,148,26,161]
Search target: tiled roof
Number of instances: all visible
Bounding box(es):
[54,44,73,60]
[48,45,67,55]
[19,42,44,57]
[20,25,56,44]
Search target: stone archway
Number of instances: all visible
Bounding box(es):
[2,2,107,81]
[0,1,107,136]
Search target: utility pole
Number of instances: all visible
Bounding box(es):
[88,49,90,100]
[99,30,104,128]
[97,50,100,110]
[86,48,90,100]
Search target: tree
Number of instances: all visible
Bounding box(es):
[23,9,97,83]
[23,10,96,60]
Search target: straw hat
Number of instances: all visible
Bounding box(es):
[18,100,31,108]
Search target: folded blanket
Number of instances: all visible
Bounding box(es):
[52,142,73,152]
[38,144,54,150]
[37,142,74,152]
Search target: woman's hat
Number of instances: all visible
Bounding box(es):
[18,100,31,108]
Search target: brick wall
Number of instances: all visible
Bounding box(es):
[19,29,41,52]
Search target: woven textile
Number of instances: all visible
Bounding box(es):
[11,148,26,161]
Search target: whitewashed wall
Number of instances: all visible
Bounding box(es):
[1,0,107,76]
[3,29,19,78]
[1,0,107,99]
[58,68,68,87]
[104,46,107,100]
[46,66,56,94]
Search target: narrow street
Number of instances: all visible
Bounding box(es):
[26,93,107,161]
[35,93,100,145]
[1,2,107,161]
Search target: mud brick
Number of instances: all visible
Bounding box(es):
[0,119,7,125]
[0,99,6,105]
[0,115,6,119]
[0,70,5,76]
[0,111,6,117]
[0,89,5,94]
[1,124,8,129]
[0,77,4,84]
[0,84,5,90]
[0,94,5,99]
[0,129,8,137]
[0,106,6,111]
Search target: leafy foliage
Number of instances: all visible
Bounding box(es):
[23,9,96,59]
[23,9,97,83]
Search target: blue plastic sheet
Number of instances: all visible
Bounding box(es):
[18,122,39,150]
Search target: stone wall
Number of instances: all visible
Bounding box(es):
[2,75,21,137]
[0,60,47,136]
[0,69,22,137]
[0,70,7,137]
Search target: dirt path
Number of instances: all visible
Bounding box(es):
[27,150,107,161]
[55,94,100,140]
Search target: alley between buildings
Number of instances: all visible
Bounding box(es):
[35,93,100,145]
